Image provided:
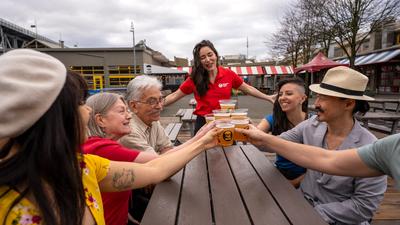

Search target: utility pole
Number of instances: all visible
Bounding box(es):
[130,21,136,75]
[246,36,249,59]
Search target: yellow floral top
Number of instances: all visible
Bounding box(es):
[0,154,110,225]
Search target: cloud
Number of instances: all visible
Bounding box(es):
[1,0,293,61]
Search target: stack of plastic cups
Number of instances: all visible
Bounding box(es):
[219,99,237,112]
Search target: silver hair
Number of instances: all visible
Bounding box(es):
[86,92,126,138]
[125,75,162,102]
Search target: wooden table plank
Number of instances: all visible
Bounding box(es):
[175,109,186,122]
[175,108,185,117]
[182,108,196,136]
[241,145,327,225]
[141,169,184,225]
[177,152,212,225]
[169,123,182,142]
[142,145,328,225]
[368,99,400,113]
[207,147,252,225]
[355,112,400,134]
[182,108,194,121]
[225,146,290,225]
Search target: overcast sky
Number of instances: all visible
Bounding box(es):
[2,0,294,61]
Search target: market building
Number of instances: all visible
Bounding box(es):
[329,20,400,95]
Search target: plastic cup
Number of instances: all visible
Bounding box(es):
[213,109,231,120]
[216,121,234,147]
[205,113,215,124]
[231,119,249,142]
[219,99,237,111]
[231,109,248,120]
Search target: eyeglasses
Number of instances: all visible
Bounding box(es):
[136,96,166,106]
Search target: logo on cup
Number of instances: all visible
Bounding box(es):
[223,130,233,141]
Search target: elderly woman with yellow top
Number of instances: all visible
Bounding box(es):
[0,49,220,225]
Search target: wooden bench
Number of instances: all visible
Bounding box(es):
[175,108,197,136]
[355,112,400,134]
[366,123,392,134]
[164,122,183,145]
[175,109,185,122]
[368,99,400,113]
[181,108,197,137]
[369,103,399,113]
[141,145,327,225]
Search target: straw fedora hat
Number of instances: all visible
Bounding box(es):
[309,66,374,101]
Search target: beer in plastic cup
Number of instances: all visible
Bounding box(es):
[205,113,215,124]
[231,119,249,142]
[216,122,234,147]
[219,99,237,111]
[230,109,248,120]
[213,110,231,120]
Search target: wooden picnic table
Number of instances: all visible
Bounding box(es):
[141,145,327,225]
[164,122,182,144]
[356,112,400,134]
[181,108,197,136]
[367,98,400,113]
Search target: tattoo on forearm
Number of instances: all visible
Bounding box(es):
[112,168,135,190]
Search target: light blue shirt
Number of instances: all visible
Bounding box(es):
[280,115,387,225]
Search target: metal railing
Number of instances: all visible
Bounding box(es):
[0,18,58,44]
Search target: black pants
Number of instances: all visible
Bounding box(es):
[128,188,152,224]
[194,116,206,135]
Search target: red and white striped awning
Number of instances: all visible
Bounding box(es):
[175,67,192,74]
[264,66,294,75]
[229,66,264,75]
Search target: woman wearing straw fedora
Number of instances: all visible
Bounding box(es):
[238,66,387,225]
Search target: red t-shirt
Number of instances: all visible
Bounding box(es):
[83,136,140,225]
[179,66,243,116]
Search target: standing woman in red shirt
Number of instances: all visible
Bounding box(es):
[165,40,275,134]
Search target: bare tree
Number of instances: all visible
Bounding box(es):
[267,0,325,66]
[302,0,335,56]
[267,8,304,67]
[297,0,320,64]
[320,0,400,67]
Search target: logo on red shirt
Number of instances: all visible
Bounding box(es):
[218,83,229,88]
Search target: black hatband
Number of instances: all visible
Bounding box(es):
[320,83,364,96]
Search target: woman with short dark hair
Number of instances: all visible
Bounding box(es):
[257,78,308,185]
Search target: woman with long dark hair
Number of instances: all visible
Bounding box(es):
[165,40,275,134]
[257,77,308,186]
[0,49,219,225]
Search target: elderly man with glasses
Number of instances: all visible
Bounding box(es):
[120,75,173,155]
